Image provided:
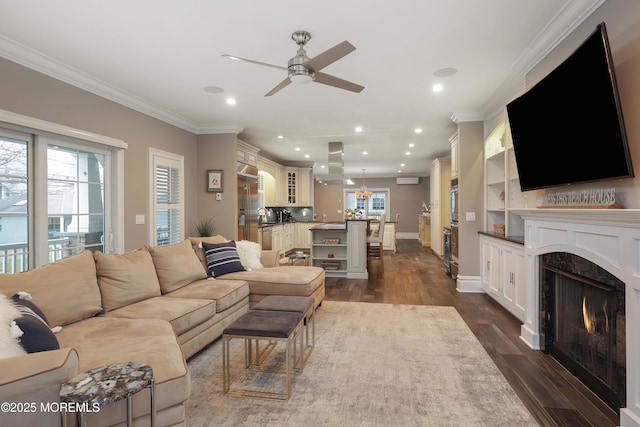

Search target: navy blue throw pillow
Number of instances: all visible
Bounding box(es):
[12,294,60,353]
[202,241,246,277]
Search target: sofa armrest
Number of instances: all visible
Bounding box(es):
[0,348,79,426]
[261,250,280,268]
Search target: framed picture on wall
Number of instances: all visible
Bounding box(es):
[207,170,223,192]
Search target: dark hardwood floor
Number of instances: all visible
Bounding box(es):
[323,239,619,427]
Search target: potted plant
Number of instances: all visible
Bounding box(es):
[344,208,362,219]
[195,218,215,237]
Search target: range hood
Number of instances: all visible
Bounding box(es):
[319,142,354,185]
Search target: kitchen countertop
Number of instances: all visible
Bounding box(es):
[310,222,347,230]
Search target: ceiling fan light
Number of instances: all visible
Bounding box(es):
[290,74,313,84]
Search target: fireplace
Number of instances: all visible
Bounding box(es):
[511,208,640,425]
[540,252,626,411]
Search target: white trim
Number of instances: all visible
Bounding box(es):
[148,148,185,246]
[455,275,482,293]
[0,108,127,149]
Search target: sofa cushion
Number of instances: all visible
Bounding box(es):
[105,297,216,336]
[166,278,250,312]
[202,241,245,278]
[148,240,207,293]
[11,294,59,353]
[235,240,264,270]
[55,317,190,417]
[0,250,102,327]
[94,248,162,312]
[189,235,229,276]
[0,293,27,359]
[219,266,325,297]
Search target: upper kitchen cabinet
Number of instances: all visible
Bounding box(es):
[237,140,258,166]
[258,157,286,206]
[284,167,312,206]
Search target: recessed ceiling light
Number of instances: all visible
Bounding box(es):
[226,98,236,105]
[401,163,405,167]
[415,128,422,134]
[305,154,310,158]
[362,151,368,155]
[320,164,325,168]
[432,83,444,93]
[277,135,284,139]
[398,170,402,173]
[295,147,301,151]
[204,86,224,94]
[405,151,411,155]
[355,126,363,133]
[409,143,415,148]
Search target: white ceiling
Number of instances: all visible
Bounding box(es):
[0,1,601,178]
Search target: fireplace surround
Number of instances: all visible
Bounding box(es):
[512,208,640,427]
[540,252,626,411]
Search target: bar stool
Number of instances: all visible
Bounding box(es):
[367,213,385,273]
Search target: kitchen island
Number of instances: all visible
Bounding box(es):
[310,219,368,279]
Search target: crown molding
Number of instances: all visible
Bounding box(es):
[480,0,606,122]
[449,112,484,123]
[0,34,204,133]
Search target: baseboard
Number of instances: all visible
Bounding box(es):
[396,232,418,239]
[455,275,482,293]
[520,325,541,350]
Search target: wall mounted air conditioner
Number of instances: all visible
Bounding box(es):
[396,177,420,185]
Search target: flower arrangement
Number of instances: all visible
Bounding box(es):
[344,208,363,219]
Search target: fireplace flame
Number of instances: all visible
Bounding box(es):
[582,296,609,335]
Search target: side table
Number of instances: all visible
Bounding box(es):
[288,253,310,266]
[60,361,155,427]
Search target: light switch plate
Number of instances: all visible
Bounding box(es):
[466,212,476,221]
[135,214,145,225]
[216,193,222,201]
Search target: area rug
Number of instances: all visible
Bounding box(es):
[185,301,538,426]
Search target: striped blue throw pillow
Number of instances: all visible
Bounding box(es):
[203,241,246,277]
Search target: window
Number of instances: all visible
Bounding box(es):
[149,149,184,246]
[344,188,390,217]
[0,110,125,272]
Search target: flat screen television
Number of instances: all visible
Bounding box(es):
[506,22,634,192]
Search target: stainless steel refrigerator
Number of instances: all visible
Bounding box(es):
[237,162,259,242]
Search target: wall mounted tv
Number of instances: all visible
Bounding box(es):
[506,22,634,192]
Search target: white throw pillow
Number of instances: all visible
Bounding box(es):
[0,293,27,359]
[235,240,264,271]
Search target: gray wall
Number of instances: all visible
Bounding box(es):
[0,57,200,251]
[457,121,483,277]
[314,176,430,234]
[196,133,238,239]
[519,0,640,208]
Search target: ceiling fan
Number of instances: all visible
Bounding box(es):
[222,31,365,97]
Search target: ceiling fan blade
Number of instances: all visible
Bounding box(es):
[314,72,364,93]
[222,54,287,71]
[305,41,356,72]
[265,77,292,96]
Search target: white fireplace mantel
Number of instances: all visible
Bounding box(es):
[511,208,640,426]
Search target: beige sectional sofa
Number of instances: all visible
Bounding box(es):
[0,236,325,426]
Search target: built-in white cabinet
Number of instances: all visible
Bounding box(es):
[484,121,539,237]
[271,225,284,255]
[284,223,294,253]
[449,133,459,180]
[294,222,315,249]
[310,221,367,279]
[430,158,451,257]
[480,234,526,322]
